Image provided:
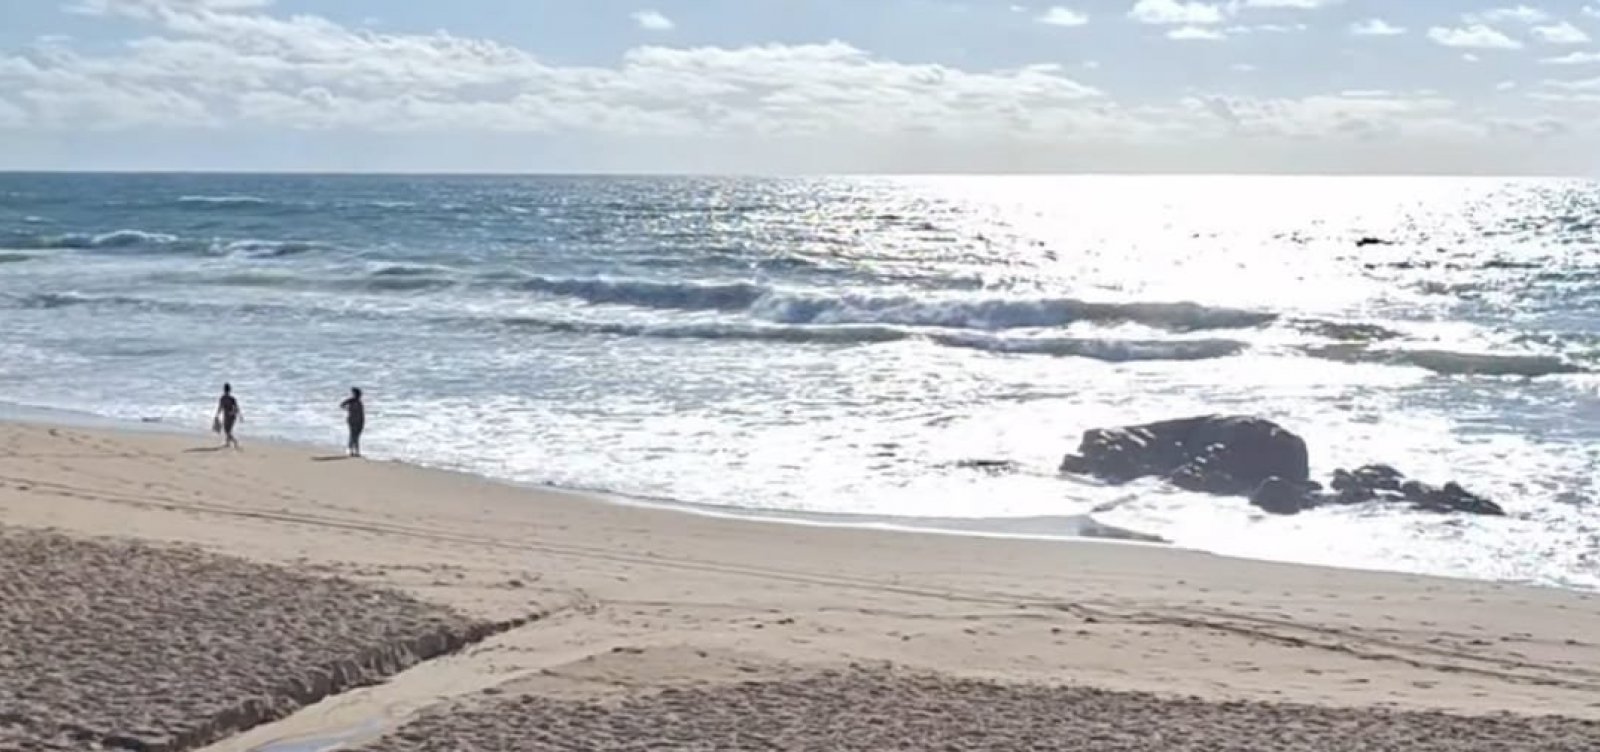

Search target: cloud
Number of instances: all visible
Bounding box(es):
[1225,23,1305,34]
[1227,0,1340,8]
[1349,18,1405,36]
[3,0,1592,174]
[1427,24,1523,50]
[1531,22,1590,45]
[1543,76,1600,93]
[1464,6,1550,25]
[69,0,271,16]
[0,6,1121,141]
[1128,0,1223,25]
[1168,25,1225,40]
[631,10,675,32]
[1542,51,1600,65]
[1036,7,1089,26]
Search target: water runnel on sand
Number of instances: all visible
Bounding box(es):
[0,527,522,752]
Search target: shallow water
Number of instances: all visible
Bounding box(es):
[2,173,1598,588]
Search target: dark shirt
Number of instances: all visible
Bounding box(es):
[218,395,239,419]
[342,397,364,425]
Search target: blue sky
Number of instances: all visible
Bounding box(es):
[2,0,1600,173]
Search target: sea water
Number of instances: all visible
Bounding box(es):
[2,173,1597,588]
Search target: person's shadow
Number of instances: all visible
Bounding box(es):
[183,446,228,454]
[311,455,352,462]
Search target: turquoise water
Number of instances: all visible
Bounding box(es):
[3,173,1599,587]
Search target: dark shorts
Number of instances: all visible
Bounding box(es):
[348,421,364,436]
[223,415,237,432]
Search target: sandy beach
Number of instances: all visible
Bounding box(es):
[2,419,1599,750]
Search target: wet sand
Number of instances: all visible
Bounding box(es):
[0,421,1598,751]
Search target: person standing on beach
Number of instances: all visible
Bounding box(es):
[214,383,242,450]
[340,387,365,457]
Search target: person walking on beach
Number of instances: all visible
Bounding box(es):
[340,387,365,458]
[214,383,242,450]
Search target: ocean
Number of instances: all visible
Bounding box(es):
[2,172,1597,589]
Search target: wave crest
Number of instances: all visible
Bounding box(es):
[1306,344,1583,377]
[511,274,1275,332]
[177,195,273,208]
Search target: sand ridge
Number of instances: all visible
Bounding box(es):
[0,527,525,751]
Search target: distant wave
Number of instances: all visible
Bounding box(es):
[500,315,1248,362]
[1305,344,1583,377]
[220,239,325,258]
[502,317,910,346]
[929,332,1248,361]
[177,194,273,207]
[751,290,1275,331]
[516,275,769,311]
[512,274,1277,332]
[0,252,34,264]
[12,229,182,250]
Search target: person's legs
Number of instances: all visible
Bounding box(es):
[348,422,363,457]
[223,417,238,449]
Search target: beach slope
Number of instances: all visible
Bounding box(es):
[0,421,1597,750]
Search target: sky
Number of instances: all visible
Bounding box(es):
[3,0,1600,174]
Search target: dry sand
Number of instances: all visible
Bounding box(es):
[0,526,522,751]
[1,420,1599,751]
[351,648,1600,752]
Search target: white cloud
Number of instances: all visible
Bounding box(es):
[1465,6,1550,25]
[1129,0,1224,25]
[1543,76,1600,91]
[631,10,675,31]
[1232,62,1257,72]
[69,0,271,17]
[1531,22,1590,45]
[1168,25,1226,40]
[1225,23,1306,34]
[1496,80,1518,91]
[1228,0,1340,8]
[0,7,1123,141]
[1349,18,1405,36]
[1542,51,1600,65]
[1427,25,1523,50]
[3,0,1592,173]
[1037,7,1090,26]
[1587,5,1600,19]
[1463,53,1482,63]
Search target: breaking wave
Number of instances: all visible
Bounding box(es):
[1305,344,1584,377]
[512,275,1277,332]
[177,194,273,207]
[11,229,182,250]
[499,315,1249,361]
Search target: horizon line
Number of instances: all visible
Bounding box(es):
[0,169,1589,179]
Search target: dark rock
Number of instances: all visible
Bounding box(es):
[1356,237,1394,247]
[1250,477,1313,515]
[1060,415,1309,497]
[952,459,1022,474]
[1062,416,1505,518]
[1400,480,1506,516]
